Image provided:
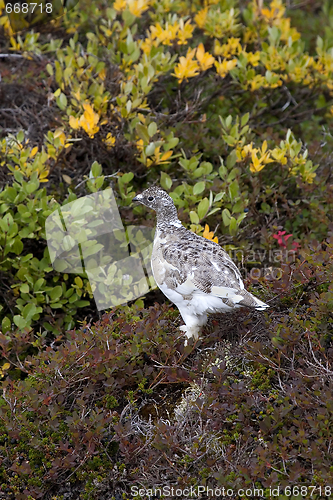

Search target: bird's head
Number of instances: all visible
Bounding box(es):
[133,186,175,213]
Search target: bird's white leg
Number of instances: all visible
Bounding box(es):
[179,324,200,340]
[178,311,207,343]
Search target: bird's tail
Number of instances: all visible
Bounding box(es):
[238,289,269,310]
[211,285,269,310]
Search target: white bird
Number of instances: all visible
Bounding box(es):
[133,186,268,341]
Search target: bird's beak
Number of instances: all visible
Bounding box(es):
[133,194,142,202]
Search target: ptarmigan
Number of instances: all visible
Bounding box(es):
[133,186,269,341]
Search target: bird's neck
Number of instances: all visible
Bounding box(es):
[156,206,182,231]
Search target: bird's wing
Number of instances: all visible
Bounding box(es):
[161,234,244,297]
[161,239,268,309]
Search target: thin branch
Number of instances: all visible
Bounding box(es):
[0,54,25,59]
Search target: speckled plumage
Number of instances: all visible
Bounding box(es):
[133,186,268,341]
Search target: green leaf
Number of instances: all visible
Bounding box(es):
[46,63,54,76]
[13,170,23,183]
[26,181,39,194]
[91,161,102,178]
[12,239,23,255]
[229,216,237,235]
[22,303,37,320]
[76,300,90,307]
[228,179,239,201]
[166,137,179,149]
[65,288,75,298]
[200,162,213,175]
[20,283,29,294]
[222,208,231,226]
[225,115,232,128]
[148,122,157,137]
[21,253,33,263]
[227,168,239,182]
[145,142,155,156]
[13,315,27,329]
[49,285,63,301]
[34,278,45,292]
[160,172,172,190]
[237,212,247,224]
[136,123,150,143]
[232,200,244,213]
[214,192,225,202]
[189,211,199,224]
[261,202,271,213]
[58,93,68,110]
[241,112,250,127]
[2,316,11,333]
[50,303,64,309]
[197,198,209,220]
[207,207,221,217]
[122,172,134,184]
[268,26,281,45]
[193,181,205,195]
[69,293,79,303]
[226,150,237,169]
[17,130,24,142]
[75,276,83,287]
[219,164,227,179]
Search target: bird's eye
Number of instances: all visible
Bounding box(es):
[147,196,154,201]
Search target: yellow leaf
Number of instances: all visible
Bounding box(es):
[303,171,316,183]
[141,37,155,54]
[250,74,266,91]
[173,48,200,83]
[54,129,67,146]
[160,150,173,162]
[246,51,261,67]
[114,0,126,12]
[2,363,10,371]
[194,7,208,28]
[10,36,20,50]
[39,170,50,182]
[203,224,218,243]
[196,43,215,71]
[240,143,257,160]
[62,175,72,184]
[177,19,194,45]
[150,21,178,45]
[105,133,116,149]
[30,147,38,158]
[214,38,241,57]
[69,115,79,130]
[72,89,81,102]
[250,151,265,172]
[78,102,101,138]
[99,68,106,81]
[214,58,238,78]
[128,0,150,17]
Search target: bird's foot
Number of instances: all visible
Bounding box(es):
[179,325,200,346]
